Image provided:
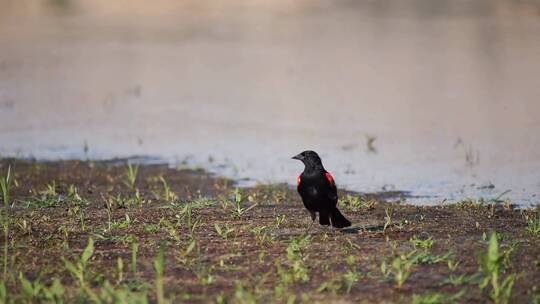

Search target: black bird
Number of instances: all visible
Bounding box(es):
[292,150,351,229]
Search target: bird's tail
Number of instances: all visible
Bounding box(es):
[330,207,351,228]
[319,211,330,226]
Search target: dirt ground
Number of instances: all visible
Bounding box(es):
[0,159,538,303]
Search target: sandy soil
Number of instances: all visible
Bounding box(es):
[0,159,538,303]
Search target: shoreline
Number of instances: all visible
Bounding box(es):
[1,156,532,208]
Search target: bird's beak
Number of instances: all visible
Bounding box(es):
[292,153,304,161]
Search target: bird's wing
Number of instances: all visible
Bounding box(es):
[325,172,336,188]
[325,172,338,202]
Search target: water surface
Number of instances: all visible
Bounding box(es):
[1,0,539,206]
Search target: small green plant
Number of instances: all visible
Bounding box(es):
[258,250,267,264]
[105,193,144,209]
[444,258,473,287]
[94,234,136,244]
[410,235,434,251]
[531,292,540,304]
[285,235,311,282]
[413,251,452,265]
[412,290,465,304]
[25,184,88,209]
[0,281,7,303]
[63,237,94,288]
[144,224,160,234]
[251,226,275,246]
[275,235,312,297]
[383,207,394,232]
[447,260,460,272]
[16,219,32,235]
[42,278,65,303]
[444,273,476,286]
[110,214,134,230]
[229,189,258,218]
[317,279,342,294]
[218,197,230,210]
[478,232,516,304]
[41,181,57,197]
[390,256,414,288]
[13,274,66,303]
[59,225,76,246]
[116,257,124,284]
[343,270,361,293]
[19,272,44,303]
[1,211,10,280]
[341,255,361,293]
[176,240,196,265]
[154,249,166,304]
[214,223,235,240]
[0,165,12,206]
[179,204,202,240]
[160,219,181,244]
[455,198,485,209]
[84,280,148,304]
[233,282,257,303]
[286,235,311,261]
[412,292,444,304]
[66,204,87,232]
[160,176,177,202]
[339,194,376,210]
[131,242,139,276]
[104,199,113,232]
[275,259,310,292]
[274,215,286,229]
[270,188,288,204]
[124,161,139,190]
[381,248,419,288]
[193,260,215,286]
[526,214,540,236]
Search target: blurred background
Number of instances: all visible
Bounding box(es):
[0,0,539,205]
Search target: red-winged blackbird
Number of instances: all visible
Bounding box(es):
[292,150,351,229]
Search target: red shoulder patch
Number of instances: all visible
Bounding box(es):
[297,175,301,186]
[325,172,335,187]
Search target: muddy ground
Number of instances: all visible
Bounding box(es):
[0,159,538,303]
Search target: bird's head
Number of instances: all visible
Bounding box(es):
[292,150,323,168]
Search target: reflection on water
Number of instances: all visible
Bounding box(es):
[1,0,539,206]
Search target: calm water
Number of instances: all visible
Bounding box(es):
[1,0,539,206]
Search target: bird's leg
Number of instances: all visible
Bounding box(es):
[303,211,316,236]
[304,219,315,236]
[324,223,337,238]
[310,210,316,222]
[331,225,338,237]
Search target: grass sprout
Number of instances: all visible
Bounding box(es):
[384,207,394,232]
[525,214,540,236]
[0,165,12,207]
[478,232,517,304]
[339,194,376,210]
[410,235,434,251]
[63,237,94,288]
[229,189,258,218]
[154,249,166,304]
[160,176,177,203]
[124,161,139,190]
[214,223,235,240]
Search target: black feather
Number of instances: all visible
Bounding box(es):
[294,150,351,228]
